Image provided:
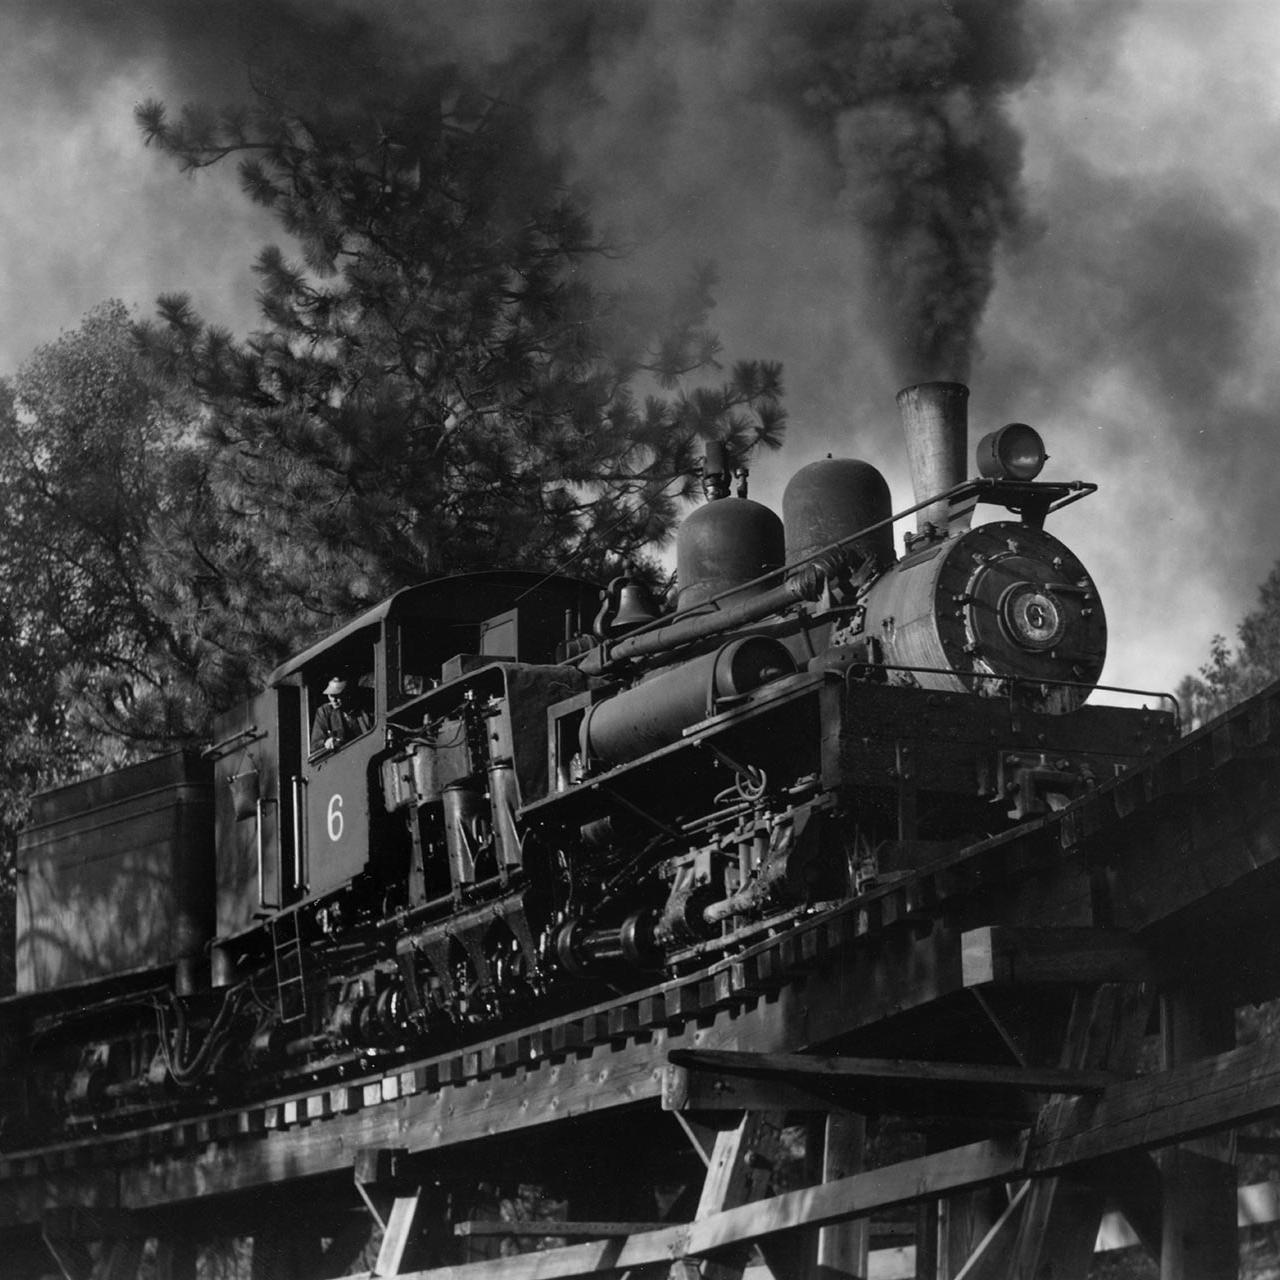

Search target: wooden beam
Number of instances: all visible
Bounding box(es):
[631,1137,1022,1270]
[671,1112,716,1168]
[939,1187,1004,1280]
[1007,1174,1104,1280]
[40,1227,93,1280]
[1105,747,1280,937]
[352,1146,434,1275]
[952,1152,1164,1280]
[663,1046,1115,1127]
[376,1190,432,1276]
[816,1111,869,1280]
[455,1222,670,1240]
[913,1200,937,1280]
[951,1183,1027,1280]
[1026,1031,1280,1170]
[661,1080,1031,1130]
[960,926,1151,987]
[354,1146,409,1233]
[1006,983,1153,1280]
[693,1112,781,1222]
[371,1139,1026,1280]
[1159,989,1237,1280]
[675,1110,787,1280]
[662,1062,844,1117]
[667,1049,1118,1096]
[315,1214,377,1280]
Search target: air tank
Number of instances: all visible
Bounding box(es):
[782,458,895,571]
[675,497,785,612]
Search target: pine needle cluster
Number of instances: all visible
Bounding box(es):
[133,76,785,678]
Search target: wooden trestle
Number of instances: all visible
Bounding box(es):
[6,682,1280,1279]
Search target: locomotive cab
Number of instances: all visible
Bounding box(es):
[208,573,599,947]
[279,621,387,904]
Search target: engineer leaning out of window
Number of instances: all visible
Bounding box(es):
[310,677,371,755]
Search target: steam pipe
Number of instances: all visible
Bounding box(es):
[578,570,824,675]
[573,482,982,677]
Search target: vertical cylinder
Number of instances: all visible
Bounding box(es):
[411,742,444,804]
[174,956,198,998]
[487,761,523,870]
[897,382,969,535]
[211,945,238,989]
[442,782,486,888]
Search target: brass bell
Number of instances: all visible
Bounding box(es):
[612,580,660,630]
[593,576,661,638]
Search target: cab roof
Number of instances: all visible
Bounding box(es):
[267,570,598,686]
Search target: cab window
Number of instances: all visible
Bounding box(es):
[305,628,378,759]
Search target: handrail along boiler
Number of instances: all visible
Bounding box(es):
[3,382,1176,1135]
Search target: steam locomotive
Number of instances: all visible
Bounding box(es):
[2,382,1176,1140]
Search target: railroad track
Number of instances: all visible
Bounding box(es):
[3,680,1278,1211]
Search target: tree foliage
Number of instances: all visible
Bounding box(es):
[1,41,784,993]
[134,76,786,663]
[0,302,223,878]
[1178,562,1280,729]
[0,66,785,890]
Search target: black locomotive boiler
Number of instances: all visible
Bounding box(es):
[2,382,1176,1140]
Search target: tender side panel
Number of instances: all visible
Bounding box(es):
[15,752,214,994]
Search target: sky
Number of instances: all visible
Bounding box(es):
[3,0,1279,706]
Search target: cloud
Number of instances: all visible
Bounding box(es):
[966,0,1280,693]
[520,0,1039,386]
[5,0,1280,701]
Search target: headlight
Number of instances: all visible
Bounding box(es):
[976,423,1047,481]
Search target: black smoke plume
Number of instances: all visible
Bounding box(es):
[15,0,1039,388]
[517,0,1040,384]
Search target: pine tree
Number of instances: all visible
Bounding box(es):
[1178,563,1280,728]
[134,75,785,661]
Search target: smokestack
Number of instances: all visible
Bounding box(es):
[897,382,969,536]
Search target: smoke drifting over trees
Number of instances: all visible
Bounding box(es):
[3,0,1280,703]
[15,0,1038,387]
[497,0,1040,384]
[110,0,1047,668]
